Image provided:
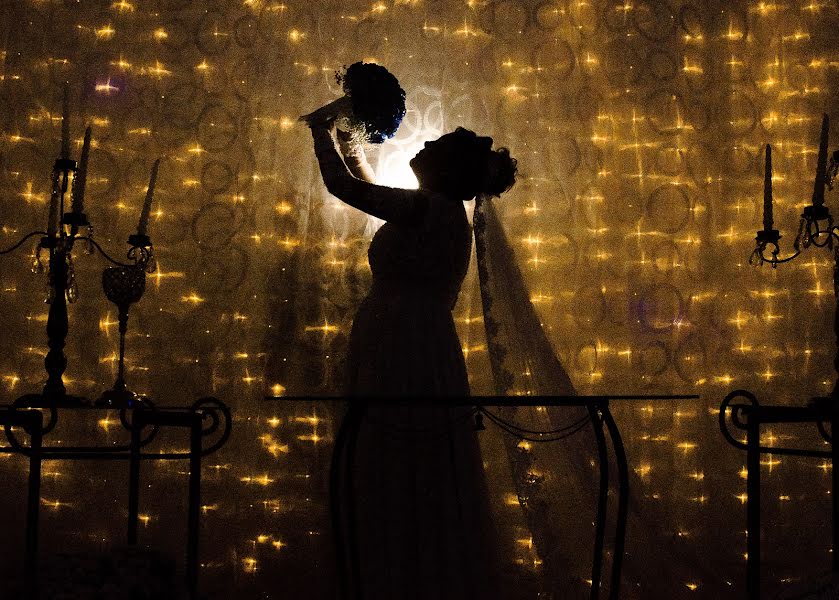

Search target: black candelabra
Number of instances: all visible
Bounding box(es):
[0,89,158,408]
[751,113,839,393]
[0,89,230,600]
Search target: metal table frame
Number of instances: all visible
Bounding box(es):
[720,390,837,600]
[276,394,698,600]
[0,397,231,600]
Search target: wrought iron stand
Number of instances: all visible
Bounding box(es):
[0,407,43,599]
[0,398,231,600]
[275,393,697,600]
[721,115,839,599]
[720,390,837,600]
[0,103,235,599]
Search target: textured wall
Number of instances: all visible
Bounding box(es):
[1,0,839,597]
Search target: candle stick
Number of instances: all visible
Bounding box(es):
[137,158,160,236]
[763,144,773,232]
[61,83,70,160]
[812,113,829,208]
[47,179,60,237]
[73,126,92,214]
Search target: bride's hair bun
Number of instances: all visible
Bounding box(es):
[446,128,517,200]
[480,146,517,198]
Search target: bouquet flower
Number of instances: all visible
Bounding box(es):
[301,62,406,144]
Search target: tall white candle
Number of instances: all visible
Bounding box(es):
[813,113,829,207]
[47,180,60,237]
[137,158,160,236]
[763,144,773,232]
[61,83,70,160]
[73,126,92,214]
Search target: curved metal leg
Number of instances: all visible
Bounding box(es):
[330,407,353,600]
[127,421,140,545]
[186,414,202,598]
[344,406,365,600]
[746,413,760,600]
[601,404,628,600]
[588,404,609,600]
[25,424,42,600]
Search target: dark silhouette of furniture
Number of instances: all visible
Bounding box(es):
[275,393,698,600]
[720,390,837,600]
[0,398,231,600]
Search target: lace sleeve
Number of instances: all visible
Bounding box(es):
[337,133,377,184]
[311,126,428,227]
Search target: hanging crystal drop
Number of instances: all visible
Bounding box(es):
[145,251,157,273]
[66,256,79,303]
[45,278,55,304]
[67,278,79,303]
[85,223,95,255]
[31,245,45,274]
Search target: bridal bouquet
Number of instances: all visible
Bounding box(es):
[337,62,405,143]
[301,62,406,144]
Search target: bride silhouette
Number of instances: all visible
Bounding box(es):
[303,103,518,598]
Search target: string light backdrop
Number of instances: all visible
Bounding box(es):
[1,0,838,597]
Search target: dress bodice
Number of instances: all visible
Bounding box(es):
[367,194,472,309]
[309,125,473,310]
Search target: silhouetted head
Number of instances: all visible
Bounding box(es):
[409,127,517,200]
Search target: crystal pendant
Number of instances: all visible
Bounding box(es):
[85,224,95,255]
[67,280,79,303]
[828,151,838,191]
[31,246,46,274]
[802,225,813,248]
[144,252,157,274]
[66,256,79,303]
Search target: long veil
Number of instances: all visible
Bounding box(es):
[473,194,599,596]
[472,196,721,597]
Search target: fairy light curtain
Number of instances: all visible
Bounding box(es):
[1,0,838,597]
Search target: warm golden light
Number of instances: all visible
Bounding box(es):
[0,0,835,595]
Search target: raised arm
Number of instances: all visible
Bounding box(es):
[336,129,377,183]
[310,124,428,227]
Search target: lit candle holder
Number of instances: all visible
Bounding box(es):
[137,158,160,237]
[60,83,70,160]
[72,126,92,214]
[763,144,773,233]
[812,113,829,208]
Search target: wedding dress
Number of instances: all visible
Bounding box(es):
[312,124,502,599]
